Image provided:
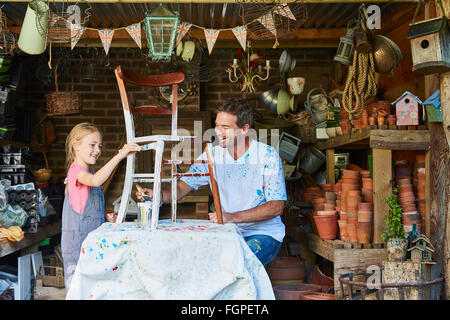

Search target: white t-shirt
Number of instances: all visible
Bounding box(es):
[181,139,287,242]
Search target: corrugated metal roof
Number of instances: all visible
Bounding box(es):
[0,1,405,30]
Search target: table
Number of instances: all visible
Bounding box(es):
[66,219,275,300]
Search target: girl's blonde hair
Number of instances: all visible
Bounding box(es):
[65,122,102,172]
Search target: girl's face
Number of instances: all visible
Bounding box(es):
[73,131,102,168]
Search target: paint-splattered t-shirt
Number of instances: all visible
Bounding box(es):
[181,139,286,242]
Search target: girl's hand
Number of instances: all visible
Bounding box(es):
[117,143,141,159]
[105,212,117,223]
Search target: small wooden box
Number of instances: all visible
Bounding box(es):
[407,16,450,75]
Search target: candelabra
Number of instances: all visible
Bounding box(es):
[226,44,271,93]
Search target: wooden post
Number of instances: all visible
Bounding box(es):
[437,0,450,300]
[326,149,335,184]
[372,148,392,244]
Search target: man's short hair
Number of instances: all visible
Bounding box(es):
[216,98,254,128]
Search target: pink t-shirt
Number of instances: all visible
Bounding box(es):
[67,162,90,214]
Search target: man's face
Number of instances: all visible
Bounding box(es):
[214,111,247,148]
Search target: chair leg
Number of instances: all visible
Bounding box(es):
[116,153,135,224]
[171,148,177,223]
[150,140,164,230]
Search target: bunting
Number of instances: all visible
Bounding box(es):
[204,29,220,55]
[273,3,296,21]
[257,13,277,36]
[176,22,192,46]
[70,23,85,50]
[232,26,247,51]
[125,23,142,49]
[98,29,114,55]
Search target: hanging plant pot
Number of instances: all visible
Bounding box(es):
[387,238,408,261]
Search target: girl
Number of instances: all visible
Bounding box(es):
[62,122,140,290]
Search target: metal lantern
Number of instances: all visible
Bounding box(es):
[334,28,355,66]
[143,4,179,61]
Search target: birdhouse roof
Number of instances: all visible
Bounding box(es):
[407,245,435,253]
[412,234,432,244]
[407,16,448,39]
[391,91,423,105]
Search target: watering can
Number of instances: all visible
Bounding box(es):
[18,0,49,55]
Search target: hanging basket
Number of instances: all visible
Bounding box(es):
[45,59,81,116]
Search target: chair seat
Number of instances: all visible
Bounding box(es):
[132,105,172,115]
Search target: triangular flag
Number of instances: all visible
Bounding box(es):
[125,23,142,49]
[49,14,59,28]
[232,26,247,51]
[176,22,192,46]
[70,23,85,50]
[204,29,220,55]
[273,3,296,21]
[98,29,114,55]
[257,13,277,36]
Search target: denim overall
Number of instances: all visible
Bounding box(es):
[61,183,105,290]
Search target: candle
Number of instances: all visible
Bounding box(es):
[266,60,270,67]
[258,65,262,73]
[233,59,238,66]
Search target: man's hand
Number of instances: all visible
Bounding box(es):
[136,188,153,201]
[208,211,233,224]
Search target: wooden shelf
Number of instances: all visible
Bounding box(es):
[0,139,48,153]
[0,220,61,258]
[315,127,430,151]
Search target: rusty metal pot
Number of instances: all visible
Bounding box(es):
[372,35,403,74]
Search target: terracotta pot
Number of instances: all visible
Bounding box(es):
[417,192,425,199]
[341,179,360,187]
[387,238,408,261]
[333,183,342,193]
[343,170,360,179]
[399,197,415,205]
[323,203,335,211]
[360,170,370,178]
[307,187,322,193]
[402,204,417,213]
[362,193,373,203]
[346,195,361,210]
[377,116,385,126]
[266,263,306,281]
[378,109,388,117]
[369,116,376,126]
[273,283,322,300]
[324,191,336,201]
[299,292,335,300]
[398,184,413,193]
[361,109,369,127]
[387,115,396,126]
[346,210,358,220]
[357,221,372,244]
[399,191,415,199]
[397,178,412,186]
[268,256,305,269]
[358,210,373,222]
[313,215,338,240]
[416,154,425,163]
[347,190,361,197]
[346,219,358,242]
[320,184,334,192]
[353,119,363,129]
[338,219,348,241]
[340,213,347,221]
[317,210,336,216]
[358,202,373,211]
[310,264,334,287]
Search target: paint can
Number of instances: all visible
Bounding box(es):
[137,201,152,227]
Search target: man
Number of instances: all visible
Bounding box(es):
[137,98,286,266]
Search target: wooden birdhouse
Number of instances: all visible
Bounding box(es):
[391,91,423,126]
[407,16,450,75]
[407,234,435,263]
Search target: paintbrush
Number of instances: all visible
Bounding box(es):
[135,183,152,202]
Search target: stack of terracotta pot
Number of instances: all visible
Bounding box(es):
[414,154,426,229]
[358,171,373,243]
[395,160,421,233]
[312,184,338,240]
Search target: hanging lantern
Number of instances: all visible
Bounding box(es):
[143,4,179,61]
[18,0,49,55]
[334,28,355,66]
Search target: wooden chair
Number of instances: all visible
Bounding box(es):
[114,66,222,229]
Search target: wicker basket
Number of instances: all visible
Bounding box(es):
[46,59,81,116]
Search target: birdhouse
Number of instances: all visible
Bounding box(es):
[407,234,435,263]
[407,16,450,75]
[391,91,423,126]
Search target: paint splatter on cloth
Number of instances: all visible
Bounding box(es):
[66,220,275,300]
